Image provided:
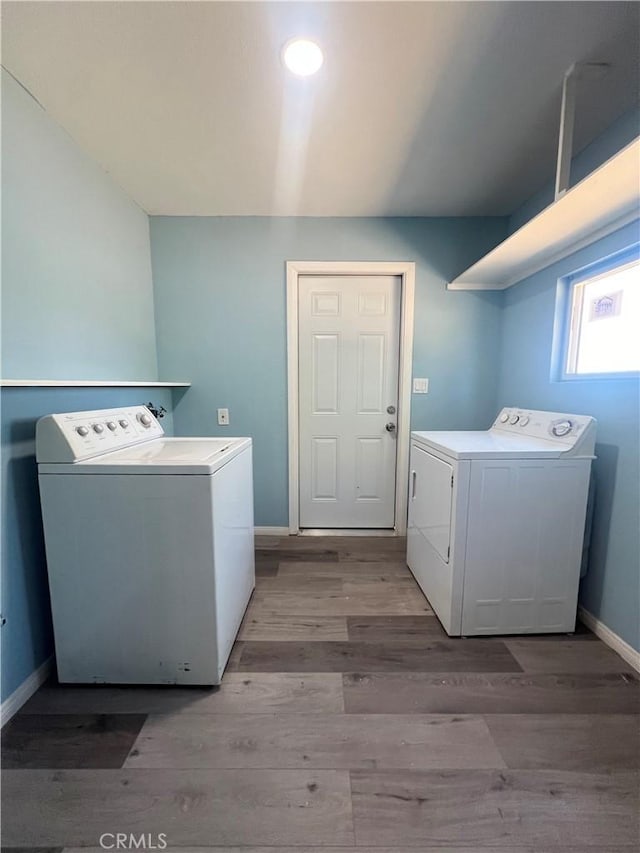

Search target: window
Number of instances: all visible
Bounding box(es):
[561,247,640,378]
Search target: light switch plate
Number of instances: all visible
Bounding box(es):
[413,378,429,394]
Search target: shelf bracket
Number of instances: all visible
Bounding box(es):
[554,64,577,201]
[554,62,611,202]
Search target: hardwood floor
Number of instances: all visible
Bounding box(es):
[2,535,639,850]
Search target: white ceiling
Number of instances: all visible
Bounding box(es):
[2,1,638,217]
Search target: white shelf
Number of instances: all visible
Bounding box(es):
[1,379,191,388]
[448,138,640,291]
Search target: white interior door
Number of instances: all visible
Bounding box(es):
[298,275,401,528]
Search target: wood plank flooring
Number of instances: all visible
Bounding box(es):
[2,534,639,851]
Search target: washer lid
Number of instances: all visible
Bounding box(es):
[411,430,570,460]
[38,437,252,475]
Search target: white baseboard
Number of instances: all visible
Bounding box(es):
[578,606,640,672]
[1,656,53,727]
[255,527,404,537]
[298,528,401,537]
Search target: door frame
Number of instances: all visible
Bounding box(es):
[286,260,416,535]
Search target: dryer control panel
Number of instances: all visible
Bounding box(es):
[36,406,164,463]
[491,408,597,456]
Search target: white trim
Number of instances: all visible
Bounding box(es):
[286,262,301,535]
[562,251,639,381]
[1,380,190,388]
[395,265,416,536]
[286,261,415,536]
[578,606,640,673]
[0,656,53,727]
[254,526,290,536]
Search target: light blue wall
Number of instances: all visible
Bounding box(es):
[0,387,174,702]
[497,219,640,650]
[150,216,507,526]
[0,69,169,703]
[1,70,158,380]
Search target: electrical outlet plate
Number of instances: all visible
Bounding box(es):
[217,408,229,425]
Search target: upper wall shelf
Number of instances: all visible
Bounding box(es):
[1,380,191,388]
[448,138,640,291]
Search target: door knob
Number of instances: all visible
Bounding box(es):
[385,422,396,433]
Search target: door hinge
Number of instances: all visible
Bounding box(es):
[450,474,454,488]
[447,545,450,560]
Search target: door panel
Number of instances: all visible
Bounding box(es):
[358,290,387,315]
[311,438,338,500]
[355,437,384,500]
[357,334,385,413]
[299,275,400,528]
[312,291,340,316]
[312,334,340,413]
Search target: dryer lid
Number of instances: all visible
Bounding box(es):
[412,409,596,460]
[411,430,569,460]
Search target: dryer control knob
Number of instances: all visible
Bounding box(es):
[76,426,89,437]
[106,421,117,431]
[138,413,152,427]
[119,419,129,428]
[499,413,509,423]
[519,416,530,426]
[509,414,520,425]
[93,423,105,434]
[552,420,572,437]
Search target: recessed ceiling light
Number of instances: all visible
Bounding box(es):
[282,38,323,77]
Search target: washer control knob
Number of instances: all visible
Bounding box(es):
[138,413,152,427]
[552,420,572,437]
[119,419,129,429]
[509,414,520,425]
[93,423,105,434]
[106,421,117,431]
[76,426,89,437]
[519,416,530,427]
[499,412,509,423]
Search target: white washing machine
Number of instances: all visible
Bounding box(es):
[36,405,254,685]
[407,408,597,636]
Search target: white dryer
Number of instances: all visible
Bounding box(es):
[36,406,254,685]
[407,408,597,636]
